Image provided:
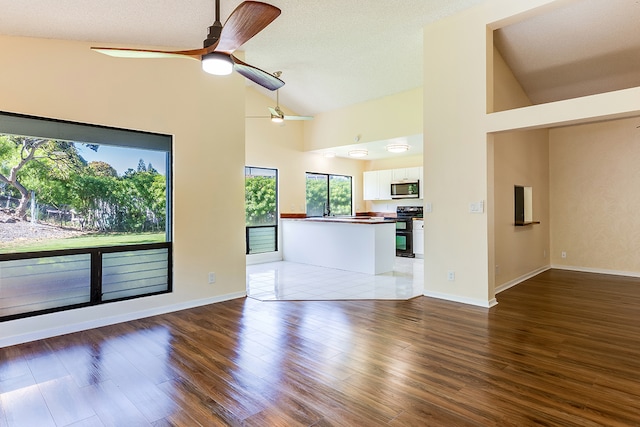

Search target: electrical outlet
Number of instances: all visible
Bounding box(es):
[561,251,567,259]
[495,265,500,275]
[208,272,216,284]
[447,271,455,281]
[544,249,547,258]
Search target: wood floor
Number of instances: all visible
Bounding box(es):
[2,269,640,426]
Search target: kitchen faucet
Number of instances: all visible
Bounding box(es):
[323,202,332,217]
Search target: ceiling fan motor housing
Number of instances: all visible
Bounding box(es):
[204,22,223,48]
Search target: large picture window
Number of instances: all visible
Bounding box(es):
[305,173,352,217]
[245,167,277,254]
[0,111,172,321]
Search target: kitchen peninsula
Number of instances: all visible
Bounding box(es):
[281,217,396,274]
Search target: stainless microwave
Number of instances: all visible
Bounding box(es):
[391,180,419,199]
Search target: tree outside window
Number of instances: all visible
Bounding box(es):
[305,173,352,217]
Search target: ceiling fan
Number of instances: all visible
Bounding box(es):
[90,0,284,91]
[248,72,314,123]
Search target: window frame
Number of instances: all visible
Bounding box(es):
[0,111,173,322]
[245,166,278,255]
[305,172,353,217]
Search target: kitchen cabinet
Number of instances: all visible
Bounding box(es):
[392,167,421,182]
[413,219,424,257]
[363,169,392,200]
[365,167,423,201]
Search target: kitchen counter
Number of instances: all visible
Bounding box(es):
[281,218,395,274]
[284,217,396,224]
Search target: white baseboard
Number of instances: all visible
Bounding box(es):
[246,251,282,265]
[550,264,640,278]
[0,291,246,348]
[495,265,551,294]
[422,291,498,308]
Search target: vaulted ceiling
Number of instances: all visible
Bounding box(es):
[0,1,638,157]
[0,0,483,117]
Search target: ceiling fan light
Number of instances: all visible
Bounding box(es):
[202,52,233,75]
[270,114,284,123]
[386,143,410,153]
[348,149,368,158]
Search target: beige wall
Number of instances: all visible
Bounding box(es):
[423,4,495,306]
[550,117,640,274]
[245,88,367,214]
[304,88,422,151]
[494,130,550,290]
[492,39,550,291]
[6,0,640,344]
[1,35,248,345]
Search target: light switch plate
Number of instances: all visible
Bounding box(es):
[469,201,484,213]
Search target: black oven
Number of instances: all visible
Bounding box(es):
[387,206,423,257]
[395,219,414,257]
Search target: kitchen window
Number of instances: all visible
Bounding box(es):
[305,172,352,217]
[0,111,172,321]
[245,166,278,254]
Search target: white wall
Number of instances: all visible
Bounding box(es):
[1,35,247,346]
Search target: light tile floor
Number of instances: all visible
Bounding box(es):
[246,257,424,301]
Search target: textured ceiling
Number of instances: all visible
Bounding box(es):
[0,0,483,117]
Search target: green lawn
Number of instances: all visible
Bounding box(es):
[0,232,166,254]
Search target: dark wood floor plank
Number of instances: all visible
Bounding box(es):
[2,269,640,425]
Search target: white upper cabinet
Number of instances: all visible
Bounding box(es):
[363,171,379,200]
[363,169,393,200]
[392,167,421,182]
[378,170,392,200]
[364,168,421,200]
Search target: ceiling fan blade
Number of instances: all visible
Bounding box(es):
[232,56,284,91]
[216,1,281,53]
[91,47,205,60]
[268,107,279,116]
[284,115,314,121]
